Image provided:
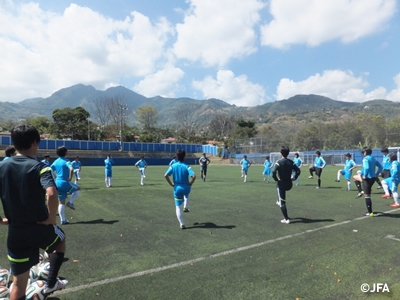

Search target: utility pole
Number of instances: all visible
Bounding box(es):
[119,104,128,151]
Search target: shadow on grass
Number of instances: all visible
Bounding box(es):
[188,222,236,229]
[289,217,335,224]
[375,212,400,218]
[70,219,119,225]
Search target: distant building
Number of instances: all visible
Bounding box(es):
[161,137,176,144]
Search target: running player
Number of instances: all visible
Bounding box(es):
[272,146,301,224]
[199,153,210,182]
[164,149,196,229]
[240,155,251,183]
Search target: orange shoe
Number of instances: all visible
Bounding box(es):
[390,203,400,207]
[381,194,391,198]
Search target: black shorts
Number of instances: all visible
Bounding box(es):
[382,169,390,179]
[362,177,375,195]
[310,166,323,177]
[276,180,293,201]
[7,224,65,275]
[200,166,207,174]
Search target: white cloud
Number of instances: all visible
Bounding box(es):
[275,70,400,102]
[193,70,267,106]
[133,66,185,98]
[260,0,397,48]
[0,2,173,102]
[173,0,264,67]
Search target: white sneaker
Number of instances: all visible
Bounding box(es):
[316,186,320,189]
[140,183,144,185]
[44,278,68,294]
[276,200,280,206]
[308,176,313,179]
[281,219,290,224]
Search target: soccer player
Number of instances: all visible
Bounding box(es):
[381,152,400,207]
[353,170,364,198]
[308,151,326,189]
[135,156,148,185]
[51,146,81,221]
[360,147,383,216]
[41,154,51,166]
[0,125,68,299]
[262,156,272,182]
[71,156,82,184]
[378,147,391,191]
[164,149,196,229]
[335,153,357,191]
[199,153,210,182]
[240,155,251,182]
[2,146,16,161]
[272,146,301,224]
[293,153,303,186]
[105,154,114,188]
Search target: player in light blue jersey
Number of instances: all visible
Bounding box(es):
[240,155,251,182]
[50,146,80,224]
[135,156,148,185]
[2,146,16,161]
[263,156,272,182]
[71,156,82,184]
[381,152,400,207]
[41,154,51,166]
[164,149,196,229]
[105,155,114,187]
[335,153,357,191]
[293,153,303,186]
[308,151,326,189]
[169,156,178,166]
[360,147,383,217]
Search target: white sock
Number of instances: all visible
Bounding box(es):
[244,175,247,182]
[183,195,189,209]
[59,204,66,222]
[337,171,341,181]
[105,178,108,186]
[176,205,184,226]
[69,190,80,204]
[296,178,300,185]
[393,191,399,204]
[347,181,351,190]
[141,176,144,184]
[382,180,389,195]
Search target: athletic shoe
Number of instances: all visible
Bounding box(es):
[140,183,144,185]
[183,208,190,213]
[61,220,69,225]
[308,176,313,179]
[364,212,374,217]
[180,225,186,230]
[390,203,400,207]
[280,219,290,224]
[66,202,75,210]
[356,192,363,198]
[377,186,383,189]
[263,178,266,182]
[381,194,391,198]
[241,175,243,178]
[44,278,68,294]
[276,200,280,206]
[316,186,320,189]
[335,180,340,182]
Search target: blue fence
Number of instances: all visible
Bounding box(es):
[0,136,203,153]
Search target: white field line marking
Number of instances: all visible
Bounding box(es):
[55,208,400,296]
[385,235,400,242]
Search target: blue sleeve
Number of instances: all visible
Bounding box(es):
[321,158,326,168]
[165,166,172,176]
[188,166,195,177]
[376,161,383,176]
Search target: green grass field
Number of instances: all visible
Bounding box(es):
[1,165,400,300]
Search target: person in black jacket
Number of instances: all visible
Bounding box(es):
[272,146,301,224]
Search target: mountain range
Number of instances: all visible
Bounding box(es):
[2,84,398,127]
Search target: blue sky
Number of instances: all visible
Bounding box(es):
[0,0,399,106]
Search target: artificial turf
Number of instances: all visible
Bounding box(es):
[0,165,399,300]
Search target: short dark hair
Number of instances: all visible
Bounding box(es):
[316,151,321,156]
[244,155,247,159]
[362,147,372,155]
[390,152,398,161]
[11,125,40,151]
[345,153,351,158]
[5,146,16,157]
[176,149,186,161]
[75,156,79,159]
[44,154,50,158]
[266,156,270,160]
[280,146,290,158]
[56,146,68,157]
[294,153,299,157]
[381,147,389,154]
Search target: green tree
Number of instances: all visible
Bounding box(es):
[27,116,52,135]
[136,105,158,131]
[51,107,90,140]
